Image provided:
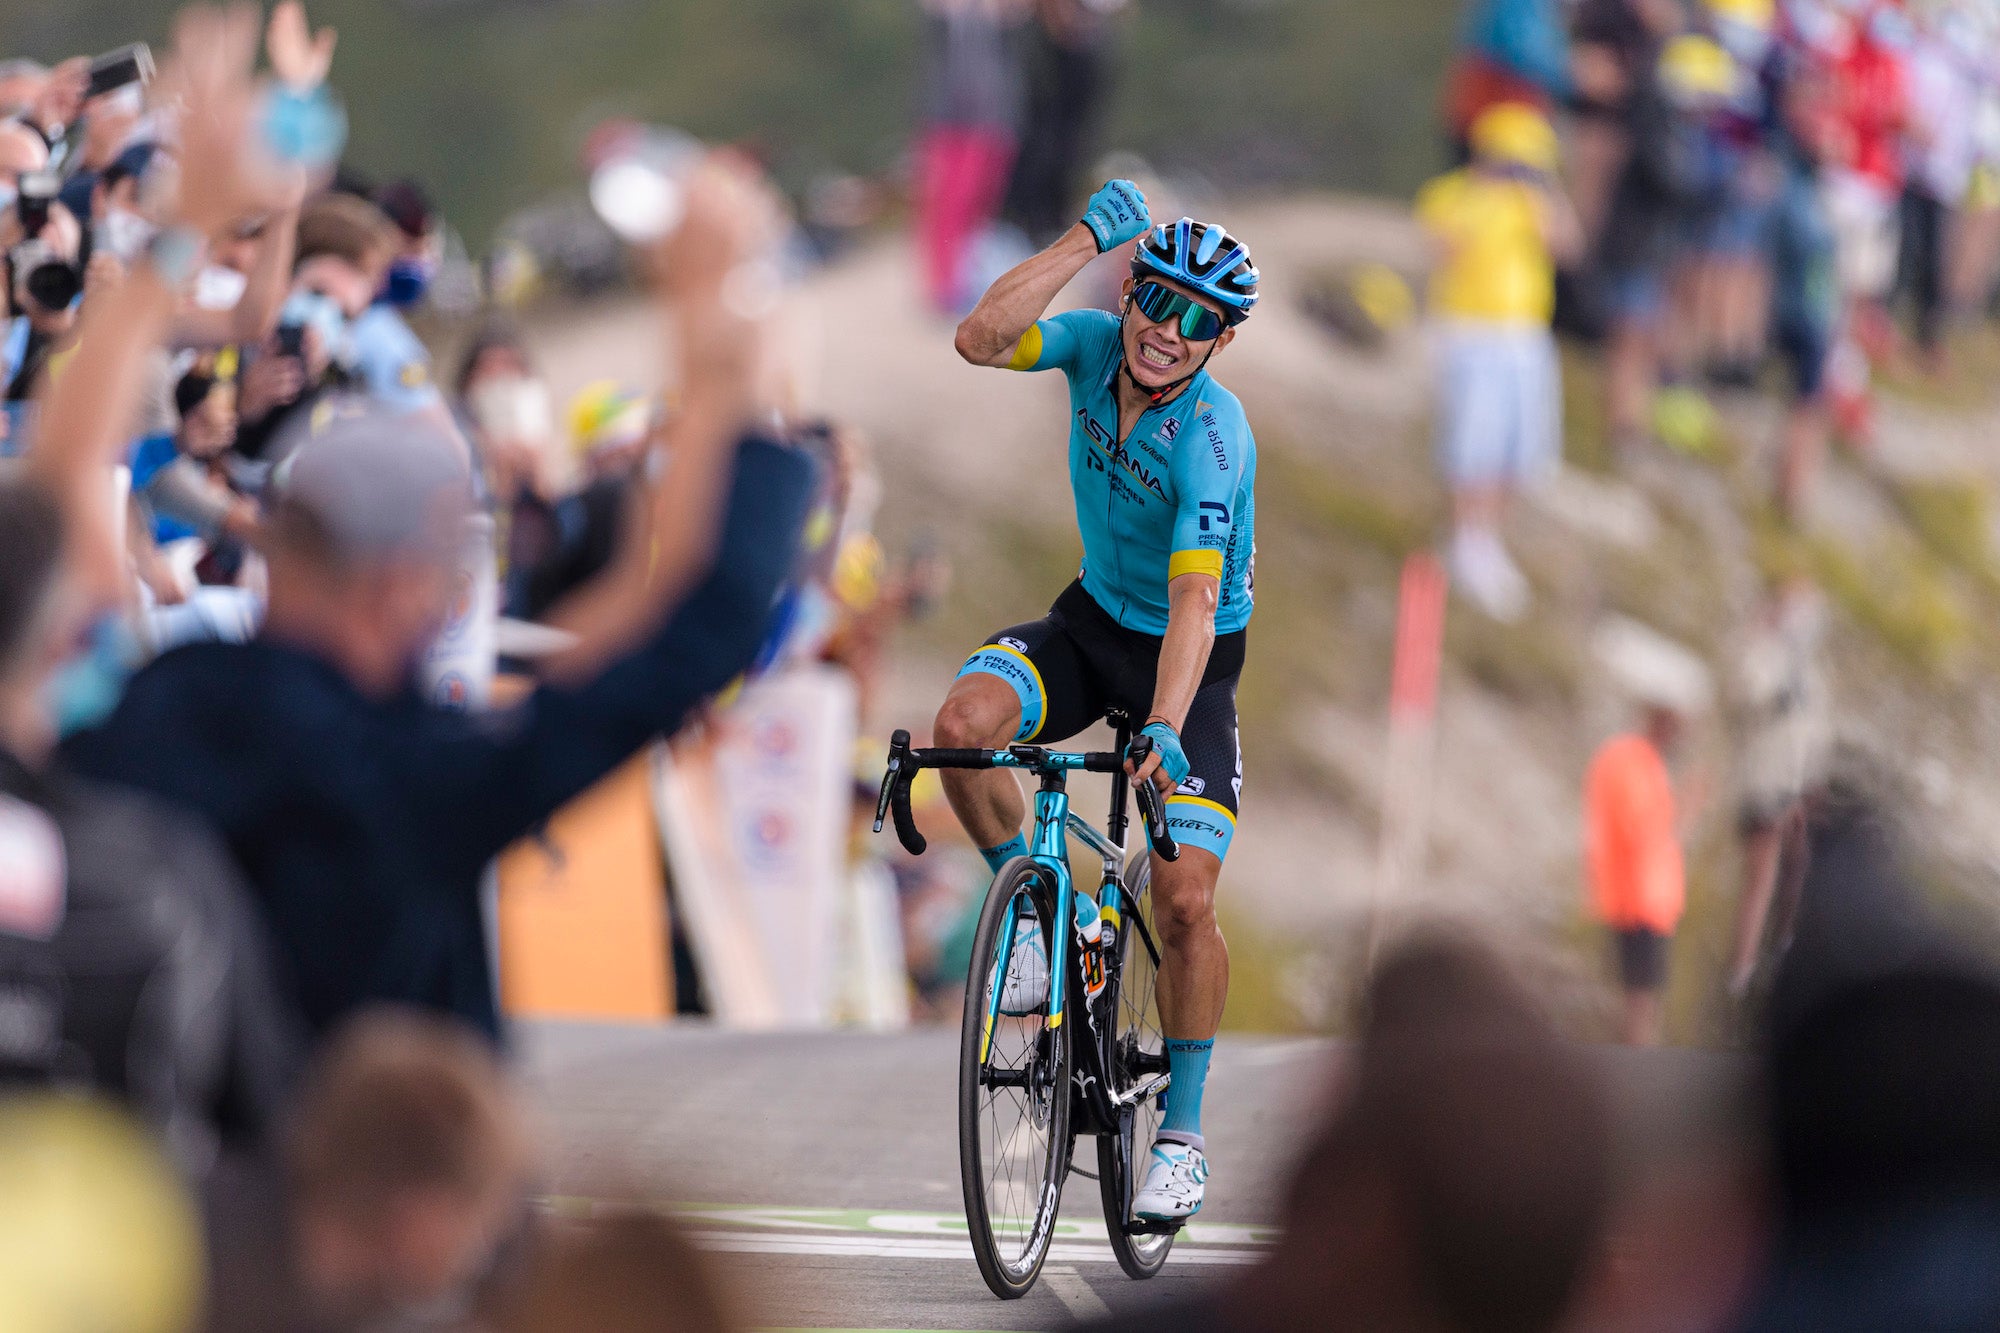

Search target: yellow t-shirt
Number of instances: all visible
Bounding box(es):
[1414,168,1554,325]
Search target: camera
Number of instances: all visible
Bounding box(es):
[8,238,82,316]
[15,172,58,238]
[275,323,307,359]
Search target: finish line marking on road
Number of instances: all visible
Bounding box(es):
[543,1198,1276,1266]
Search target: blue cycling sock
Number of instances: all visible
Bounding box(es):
[980,832,1030,877]
[1159,1037,1214,1148]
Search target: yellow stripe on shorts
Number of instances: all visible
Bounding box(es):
[1166,793,1237,826]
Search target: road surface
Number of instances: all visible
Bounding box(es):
[516,1023,1739,1332]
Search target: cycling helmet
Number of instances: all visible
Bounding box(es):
[1131,218,1260,325]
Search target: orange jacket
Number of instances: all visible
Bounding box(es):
[1584,733,1684,933]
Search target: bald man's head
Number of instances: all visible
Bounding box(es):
[0,122,49,190]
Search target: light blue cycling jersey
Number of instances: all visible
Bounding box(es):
[1008,307,1255,635]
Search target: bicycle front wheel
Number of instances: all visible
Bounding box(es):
[1098,849,1174,1279]
[959,856,1072,1299]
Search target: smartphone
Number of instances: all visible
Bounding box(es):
[275,324,306,359]
[87,44,154,100]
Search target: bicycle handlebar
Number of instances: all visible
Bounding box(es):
[873,729,1179,862]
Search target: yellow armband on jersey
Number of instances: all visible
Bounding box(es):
[1006,324,1044,372]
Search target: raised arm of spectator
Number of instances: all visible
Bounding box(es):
[172,187,304,349]
[537,155,781,683]
[26,6,281,612]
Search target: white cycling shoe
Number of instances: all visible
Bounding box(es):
[997,914,1050,1016]
[1133,1140,1208,1221]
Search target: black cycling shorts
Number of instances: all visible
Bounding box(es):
[957,580,1244,861]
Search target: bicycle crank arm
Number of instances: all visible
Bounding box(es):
[1111,1071,1171,1109]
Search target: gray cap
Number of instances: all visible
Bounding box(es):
[273,400,475,563]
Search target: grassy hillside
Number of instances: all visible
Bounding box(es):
[4,0,1459,246]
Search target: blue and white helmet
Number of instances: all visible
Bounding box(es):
[1131,217,1260,325]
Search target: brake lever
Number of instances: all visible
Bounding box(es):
[1123,736,1181,862]
[872,731,906,835]
[877,729,928,855]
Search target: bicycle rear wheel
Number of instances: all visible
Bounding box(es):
[1098,850,1174,1278]
[959,856,1072,1299]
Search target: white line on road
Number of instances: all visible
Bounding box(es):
[1043,1266,1113,1320]
[686,1230,1262,1266]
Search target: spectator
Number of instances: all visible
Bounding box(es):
[1415,102,1580,621]
[506,380,655,620]
[0,476,301,1167]
[1736,793,2000,1329]
[1585,684,1697,1046]
[63,159,819,1043]
[1597,33,1738,457]
[203,1009,533,1333]
[1821,0,1911,443]
[1567,0,1684,253]
[1727,577,1830,999]
[232,191,404,463]
[916,0,1028,314]
[492,1210,745,1333]
[1001,0,1127,246]
[1768,53,1843,519]
[0,57,47,120]
[1896,5,1982,372]
[0,1094,205,1333]
[1688,0,1782,387]
[456,320,557,511]
[1085,931,1614,1332]
[1442,0,1575,162]
[3,186,85,402]
[348,177,447,418]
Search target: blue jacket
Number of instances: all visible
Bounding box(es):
[1463,0,1574,98]
[65,436,817,1041]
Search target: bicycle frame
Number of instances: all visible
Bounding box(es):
[970,745,1162,1141]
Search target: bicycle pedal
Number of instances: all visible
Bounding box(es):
[1125,1218,1184,1237]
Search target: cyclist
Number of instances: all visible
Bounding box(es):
[938,178,1258,1223]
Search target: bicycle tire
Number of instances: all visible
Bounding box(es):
[1098,849,1174,1279]
[959,856,1073,1299]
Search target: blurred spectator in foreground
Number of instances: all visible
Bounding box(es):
[493,1209,744,1333]
[63,159,817,1044]
[1084,932,1613,1331]
[1735,793,2000,1329]
[916,0,1028,314]
[0,478,300,1166]
[204,1009,532,1333]
[1002,0,1126,246]
[1415,102,1580,622]
[0,1095,205,1333]
[1726,578,1829,1000]
[1585,620,1711,1045]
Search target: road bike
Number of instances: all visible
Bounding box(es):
[874,711,1183,1299]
